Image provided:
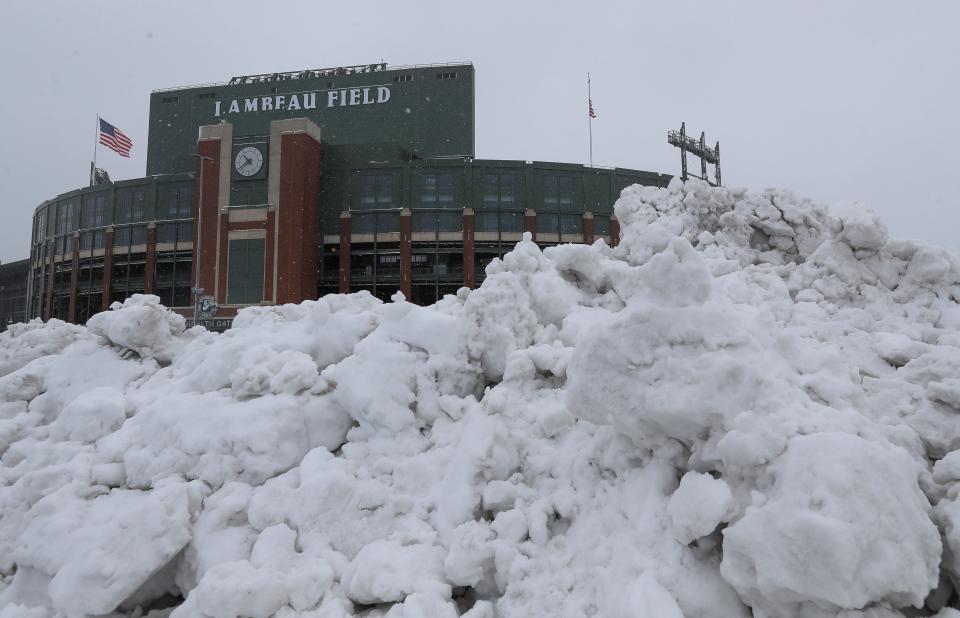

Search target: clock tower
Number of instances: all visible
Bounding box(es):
[191,117,322,325]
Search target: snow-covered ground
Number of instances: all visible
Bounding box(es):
[3,179,960,617]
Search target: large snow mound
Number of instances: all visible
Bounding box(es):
[3,179,960,617]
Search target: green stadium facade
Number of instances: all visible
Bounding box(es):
[21,62,670,329]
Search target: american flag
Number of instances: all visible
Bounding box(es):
[99,118,133,157]
[589,99,597,119]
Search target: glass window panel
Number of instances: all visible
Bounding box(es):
[157,223,177,244]
[537,214,559,234]
[476,211,498,232]
[560,214,581,234]
[594,216,610,237]
[130,225,147,246]
[177,221,193,243]
[438,211,461,232]
[114,227,131,246]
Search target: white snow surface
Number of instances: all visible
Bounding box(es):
[3,179,960,617]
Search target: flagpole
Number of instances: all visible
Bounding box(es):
[90,114,99,187]
[588,74,593,167]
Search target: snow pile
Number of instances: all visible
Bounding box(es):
[3,178,960,617]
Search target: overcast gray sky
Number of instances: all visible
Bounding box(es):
[1,0,958,264]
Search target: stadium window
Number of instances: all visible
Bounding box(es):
[543,175,575,211]
[420,174,455,208]
[81,195,105,229]
[117,190,145,223]
[482,174,518,209]
[161,96,179,104]
[161,185,193,219]
[56,201,76,234]
[359,174,393,209]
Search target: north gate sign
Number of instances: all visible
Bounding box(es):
[213,85,392,118]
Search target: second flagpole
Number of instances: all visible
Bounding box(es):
[90,114,99,187]
[588,74,593,167]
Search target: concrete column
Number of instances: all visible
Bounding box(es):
[610,215,620,247]
[463,208,475,288]
[68,232,80,322]
[264,207,276,303]
[339,212,351,293]
[216,208,229,305]
[102,227,114,310]
[144,223,157,295]
[582,212,594,245]
[524,208,537,241]
[399,208,412,299]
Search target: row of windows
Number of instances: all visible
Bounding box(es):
[38,184,193,240]
[356,173,585,211]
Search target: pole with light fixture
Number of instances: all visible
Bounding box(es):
[189,153,214,323]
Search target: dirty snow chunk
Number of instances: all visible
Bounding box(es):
[86,294,188,362]
[341,540,450,605]
[721,432,941,613]
[667,472,733,544]
[3,482,192,616]
[49,386,127,442]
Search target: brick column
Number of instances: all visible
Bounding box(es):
[194,135,224,307]
[102,227,114,310]
[44,241,54,320]
[68,233,80,322]
[399,208,412,299]
[524,209,537,241]
[582,212,594,245]
[339,212,351,293]
[610,215,620,247]
[144,223,157,295]
[276,125,322,304]
[463,208,475,288]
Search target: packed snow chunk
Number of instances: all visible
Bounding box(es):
[174,524,335,618]
[830,201,888,251]
[341,540,450,605]
[721,432,941,613]
[0,319,87,378]
[873,332,931,368]
[49,386,127,442]
[603,572,685,618]
[667,471,733,544]
[3,481,192,616]
[86,294,189,362]
[229,346,320,398]
[567,298,778,446]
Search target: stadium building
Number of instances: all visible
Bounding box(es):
[17,62,672,330]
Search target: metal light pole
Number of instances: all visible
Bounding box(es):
[189,153,214,323]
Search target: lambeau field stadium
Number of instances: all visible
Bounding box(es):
[2,61,675,331]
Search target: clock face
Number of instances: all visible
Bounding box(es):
[234,146,264,177]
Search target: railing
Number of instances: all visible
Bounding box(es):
[153,61,473,93]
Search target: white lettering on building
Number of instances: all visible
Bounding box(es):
[214,85,390,117]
